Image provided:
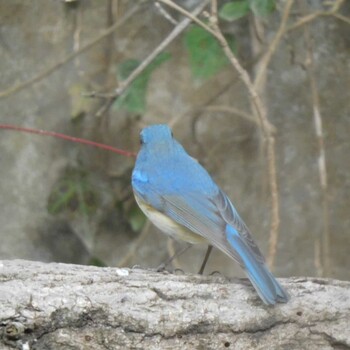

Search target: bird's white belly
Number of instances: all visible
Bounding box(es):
[135,195,207,244]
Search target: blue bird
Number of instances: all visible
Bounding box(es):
[132,124,289,305]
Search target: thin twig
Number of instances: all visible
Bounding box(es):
[254,0,294,90]
[166,239,182,269]
[168,76,242,131]
[287,11,326,31]
[250,0,295,267]
[287,1,350,31]
[169,54,265,133]
[0,124,136,158]
[154,1,179,25]
[158,0,216,37]
[288,0,348,32]
[314,239,323,277]
[73,3,83,72]
[209,2,275,134]
[0,3,144,99]
[331,12,350,25]
[327,0,345,12]
[265,136,280,269]
[203,105,264,128]
[303,8,331,276]
[90,0,210,117]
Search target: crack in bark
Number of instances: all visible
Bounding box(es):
[310,330,350,350]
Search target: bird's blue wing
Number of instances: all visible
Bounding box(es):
[133,175,265,266]
[160,189,289,305]
[159,189,264,265]
[213,189,265,263]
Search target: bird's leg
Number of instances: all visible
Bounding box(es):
[198,245,213,275]
[156,243,192,272]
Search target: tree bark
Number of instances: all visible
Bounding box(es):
[0,260,349,349]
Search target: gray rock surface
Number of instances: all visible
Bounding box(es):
[1,260,349,349]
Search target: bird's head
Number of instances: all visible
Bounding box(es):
[139,124,173,146]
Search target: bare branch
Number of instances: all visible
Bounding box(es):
[208,4,274,134]
[203,105,266,129]
[0,3,144,99]
[303,7,331,277]
[248,0,295,268]
[331,12,350,25]
[158,0,216,37]
[254,0,294,90]
[89,0,210,116]
[288,1,348,32]
[154,1,179,25]
[327,0,345,12]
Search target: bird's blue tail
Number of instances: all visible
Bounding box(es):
[226,226,289,305]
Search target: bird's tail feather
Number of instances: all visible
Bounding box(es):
[226,227,289,305]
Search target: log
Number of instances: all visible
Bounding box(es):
[0,260,349,349]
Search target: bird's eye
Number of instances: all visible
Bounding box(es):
[140,136,144,145]
[171,131,174,138]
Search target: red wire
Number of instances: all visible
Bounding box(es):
[0,124,137,158]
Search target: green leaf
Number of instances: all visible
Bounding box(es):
[127,205,146,232]
[219,1,250,21]
[48,180,77,214]
[88,257,107,267]
[114,52,171,113]
[249,0,276,17]
[184,25,236,81]
[47,170,97,216]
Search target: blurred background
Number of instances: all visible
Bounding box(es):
[0,0,349,280]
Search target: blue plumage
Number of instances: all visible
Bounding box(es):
[132,124,289,305]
